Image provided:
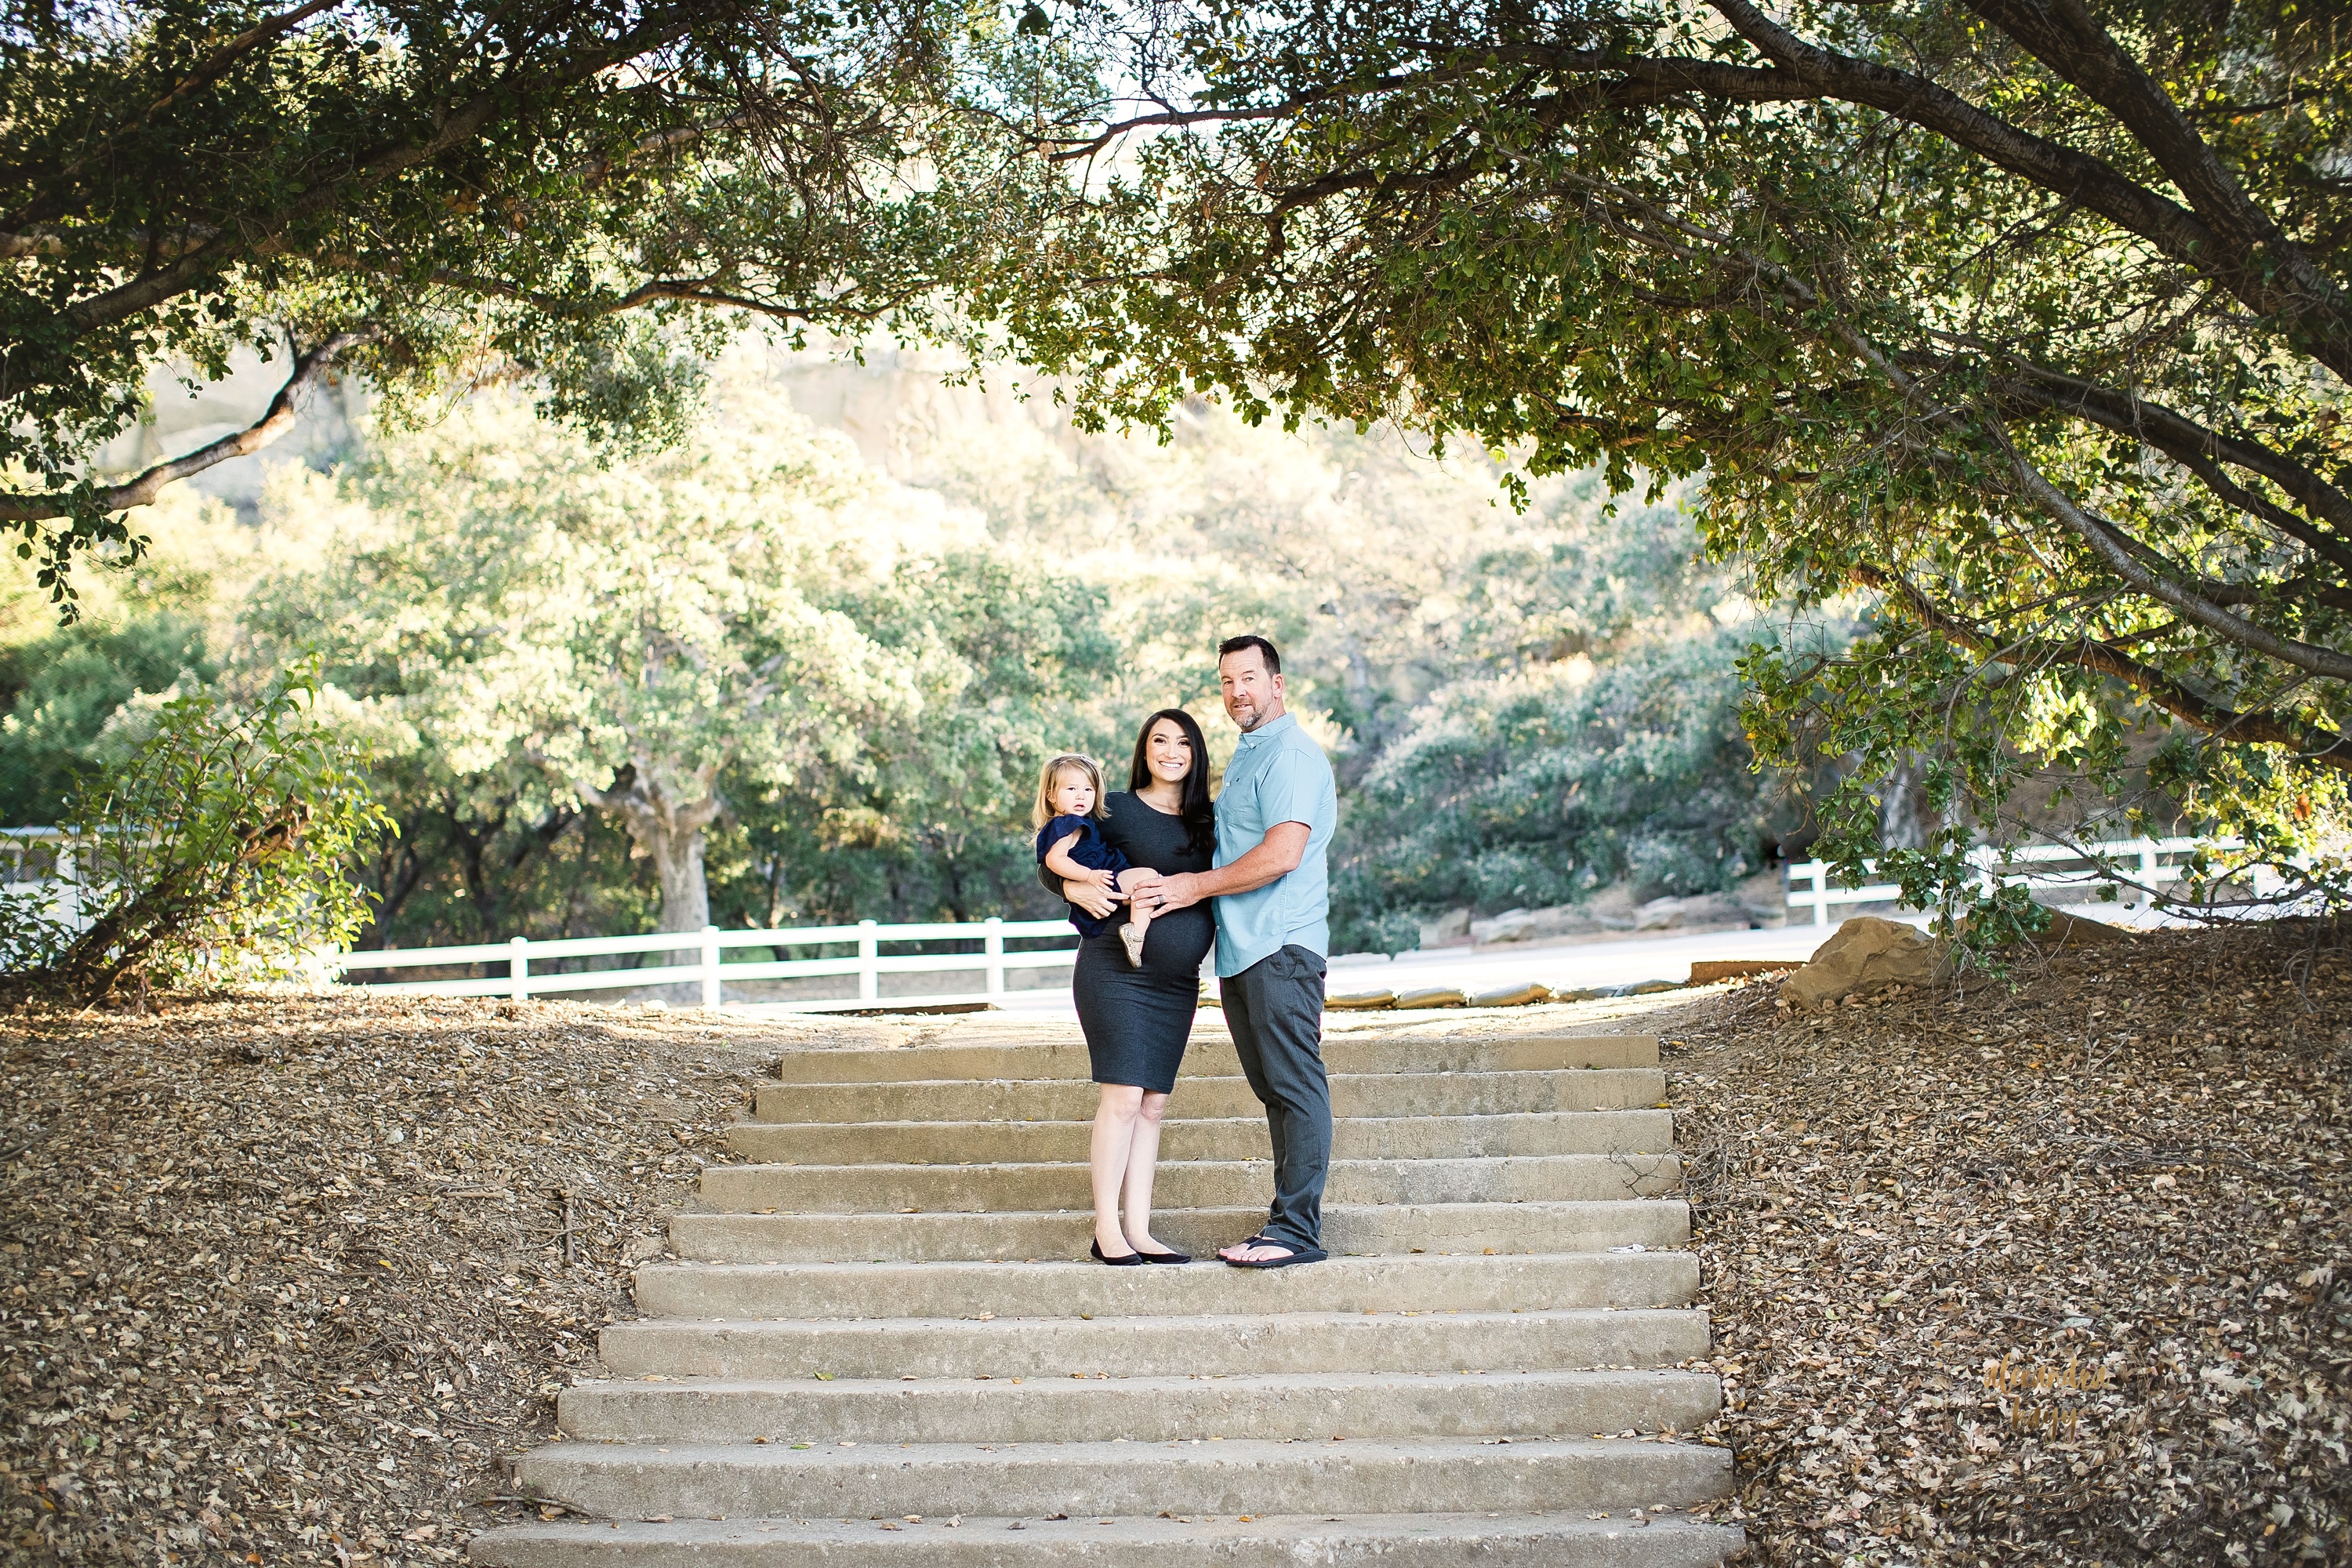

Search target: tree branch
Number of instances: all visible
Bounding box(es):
[1980,412,2352,681]
[22,0,352,209]
[1962,0,2347,358]
[45,9,702,347]
[1703,0,2352,381]
[0,327,376,523]
[1852,564,2352,770]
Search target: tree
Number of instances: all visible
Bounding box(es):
[974,0,2352,915]
[2,0,1051,604]
[240,376,1114,939]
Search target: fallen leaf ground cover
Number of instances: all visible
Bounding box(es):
[1659,921,2352,1566]
[0,996,833,1567]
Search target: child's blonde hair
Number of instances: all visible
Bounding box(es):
[1033,753,1109,829]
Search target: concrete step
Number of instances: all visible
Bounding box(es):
[728,1109,1677,1166]
[698,1155,1682,1215]
[670,1200,1690,1264]
[598,1307,1713,1381]
[753,1069,1667,1125]
[511,1436,1735,1522]
[472,1510,1744,1568]
[632,1250,1700,1321]
[560,1368,1722,1446]
[771,1034,1660,1084]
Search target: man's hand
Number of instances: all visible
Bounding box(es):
[1149,870,1208,913]
[1134,822,1310,916]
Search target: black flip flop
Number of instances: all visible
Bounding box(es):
[1223,1240,1327,1269]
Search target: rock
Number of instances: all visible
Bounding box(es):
[1779,916,1944,1006]
[1393,987,1468,1009]
[1635,894,1764,931]
[1326,990,1396,1011]
[1469,908,1540,943]
[1468,983,1552,1007]
[1418,908,1473,948]
[1955,904,2136,949]
[2038,909,2134,947]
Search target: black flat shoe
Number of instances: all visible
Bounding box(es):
[1134,1247,1191,1265]
[1091,1240,1145,1266]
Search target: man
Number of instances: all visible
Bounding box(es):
[1131,634,1338,1267]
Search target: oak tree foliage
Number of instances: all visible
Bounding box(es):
[1,0,1047,601]
[975,0,2352,917]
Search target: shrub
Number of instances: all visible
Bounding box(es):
[0,673,390,1001]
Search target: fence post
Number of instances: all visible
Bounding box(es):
[2136,837,2160,909]
[984,916,1004,1002]
[700,925,722,1010]
[509,935,529,1001]
[858,918,880,1004]
[1811,862,1830,927]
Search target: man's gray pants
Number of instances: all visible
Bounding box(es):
[1219,944,1331,1251]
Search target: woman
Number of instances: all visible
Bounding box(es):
[1055,710,1216,1264]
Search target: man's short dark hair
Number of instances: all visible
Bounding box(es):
[1218,634,1281,675]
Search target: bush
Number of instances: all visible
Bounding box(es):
[0,674,390,1001]
[1330,630,1787,953]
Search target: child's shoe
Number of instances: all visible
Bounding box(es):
[1120,923,1146,967]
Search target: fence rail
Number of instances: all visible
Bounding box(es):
[332,917,1082,1012]
[1780,836,2287,926]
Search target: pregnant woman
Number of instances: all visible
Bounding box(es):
[1050,710,1217,1264]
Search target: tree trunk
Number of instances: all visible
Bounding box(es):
[577,760,725,1001]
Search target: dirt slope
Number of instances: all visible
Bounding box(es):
[0,998,866,1566]
[1656,922,2352,1566]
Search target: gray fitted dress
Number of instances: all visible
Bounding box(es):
[1061,792,1214,1094]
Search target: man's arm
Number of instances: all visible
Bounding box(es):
[1146,822,1309,912]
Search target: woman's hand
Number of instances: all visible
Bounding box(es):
[1063,878,1121,919]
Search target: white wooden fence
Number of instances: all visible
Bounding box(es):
[1782,835,2288,925]
[331,918,1081,1012]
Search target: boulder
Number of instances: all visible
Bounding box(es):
[1779,916,1944,1006]
[1418,907,1474,948]
[2037,909,2134,947]
[1634,894,1762,931]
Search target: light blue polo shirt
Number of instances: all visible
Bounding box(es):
[1212,711,1338,977]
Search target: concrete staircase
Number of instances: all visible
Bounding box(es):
[470,1023,1743,1565]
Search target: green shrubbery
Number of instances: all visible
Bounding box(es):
[1332,631,1784,953]
[0,674,389,1001]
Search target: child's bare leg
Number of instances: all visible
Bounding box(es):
[1118,877,1151,966]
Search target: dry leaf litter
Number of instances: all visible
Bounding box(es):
[5,927,2349,1567]
[0,996,859,1566]
[1658,921,2352,1566]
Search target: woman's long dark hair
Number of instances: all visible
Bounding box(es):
[1128,708,1216,857]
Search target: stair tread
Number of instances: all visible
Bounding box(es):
[607,1305,1704,1331]
[718,1154,1676,1172]
[471,1510,1742,1568]
[525,1436,1729,1467]
[579,1367,1717,1392]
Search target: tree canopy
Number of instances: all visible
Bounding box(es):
[970,0,2352,908]
[233,376,1116,940]
[1,0,1051,601]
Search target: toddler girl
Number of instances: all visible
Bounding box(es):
[1033,753,1151,967]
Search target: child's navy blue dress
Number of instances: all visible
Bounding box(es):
[1036,814,1131,938]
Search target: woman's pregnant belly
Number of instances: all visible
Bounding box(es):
[1103,902,1213,981]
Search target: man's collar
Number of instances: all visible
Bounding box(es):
[1235,710,1294,746]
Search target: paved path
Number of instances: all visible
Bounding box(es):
[992,918,1911,1019]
